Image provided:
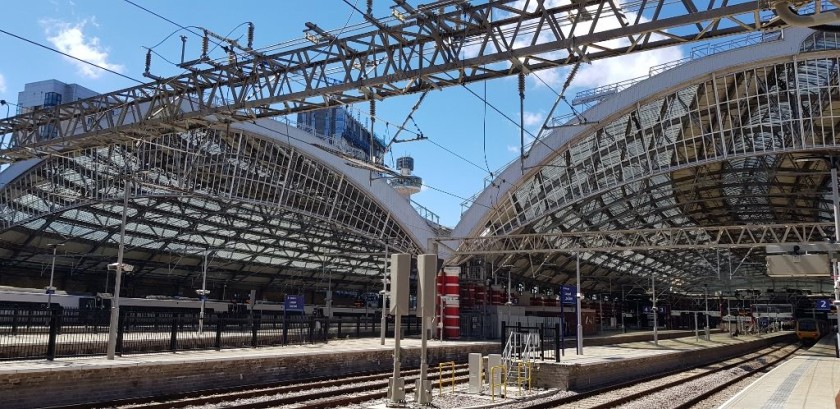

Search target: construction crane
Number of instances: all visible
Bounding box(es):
[0,0,836,163]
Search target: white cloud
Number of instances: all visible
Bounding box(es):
[507,145,519,153]
[0,73,6,94]
[42,19,123,79]
[531,68,567,89]
[523,111,545,127]
[573,45,684,88]
[505,0,685,90]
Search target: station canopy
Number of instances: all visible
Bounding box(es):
[449,29,840,299]
[0,120,432,297]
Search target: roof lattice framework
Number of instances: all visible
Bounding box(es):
[451,29,840,297]
[0,121,426,294]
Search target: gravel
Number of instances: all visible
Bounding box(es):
[331,385,577,409]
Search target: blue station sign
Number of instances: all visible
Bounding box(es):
[284,295,305,312]
[815,299,832,312]
[559,285,576,305]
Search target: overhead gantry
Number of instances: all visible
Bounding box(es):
[1,1,839,295]
[1,0,829,160]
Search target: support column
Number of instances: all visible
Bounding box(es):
[576,253,583,355]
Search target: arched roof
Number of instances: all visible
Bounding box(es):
[453,28,840,296]
[0,118,434,296]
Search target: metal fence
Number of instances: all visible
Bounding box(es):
[460,312,498,339]
[501,320,566,362]
[0,305,420,361]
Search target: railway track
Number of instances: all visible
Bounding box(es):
[59,343,800,409]
[525,342,799,409]
[77,363,468,409]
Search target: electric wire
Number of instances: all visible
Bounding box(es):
[425,137,488,173]
[9,2,561,215]
[341,0,367,17]
[123,0,203,38]
[247,119,494,213]
[482,80,492,175]
[0,28,143,84]
[124,0,250,73]
[146,26,200,51]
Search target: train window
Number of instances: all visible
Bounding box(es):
[798,320,816,331]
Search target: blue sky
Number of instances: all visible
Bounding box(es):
[0,1,689,228]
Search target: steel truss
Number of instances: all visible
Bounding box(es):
[0,123,421,289]
[442,222,837,257]
[478,51,840,238]
[0,0,787,161]
[452,35,840,292]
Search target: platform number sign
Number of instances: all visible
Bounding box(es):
[816,299,832,312]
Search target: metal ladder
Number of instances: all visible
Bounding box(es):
[502,331,537,394]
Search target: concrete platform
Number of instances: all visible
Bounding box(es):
[719,334,840,409]
[534,331,796,391]
[0,337,498,409]
[0,330,774,408]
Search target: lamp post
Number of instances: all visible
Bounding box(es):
[380,240,389,345]
[621,285,626,333]
[651,272,658,346]
[576,253,583,355]
[323,252,332,319]
[704,284,710,341]
[506,265,513,326]
[107,177,133,360]
[195,247,225,333]
[46,243,65,307]
[197,248,212,334]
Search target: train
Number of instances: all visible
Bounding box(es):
[795,318,828,343]
[0,286,381,317]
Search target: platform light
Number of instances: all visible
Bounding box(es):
[46,243,65,307]
[107,262,134,272]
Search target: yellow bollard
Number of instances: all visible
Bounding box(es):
[437,361,456,395]
[489,365,507,402]
[516,361,533,394]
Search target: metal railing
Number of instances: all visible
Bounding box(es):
[565,29,785,110]
[0,305,421,361]
[570,75,648,106]
[500,320,563,363]
[411,199,442,227]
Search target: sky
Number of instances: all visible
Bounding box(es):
[0,0,691,228]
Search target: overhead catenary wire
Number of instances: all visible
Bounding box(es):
[247,118,494,213]
[482,80,492,176]
[0,29,143,84]
[425,137,488,174]
[123,0,202,38]
[5,7,407,261]
[21,2,579,219]
[385,91,429,150]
